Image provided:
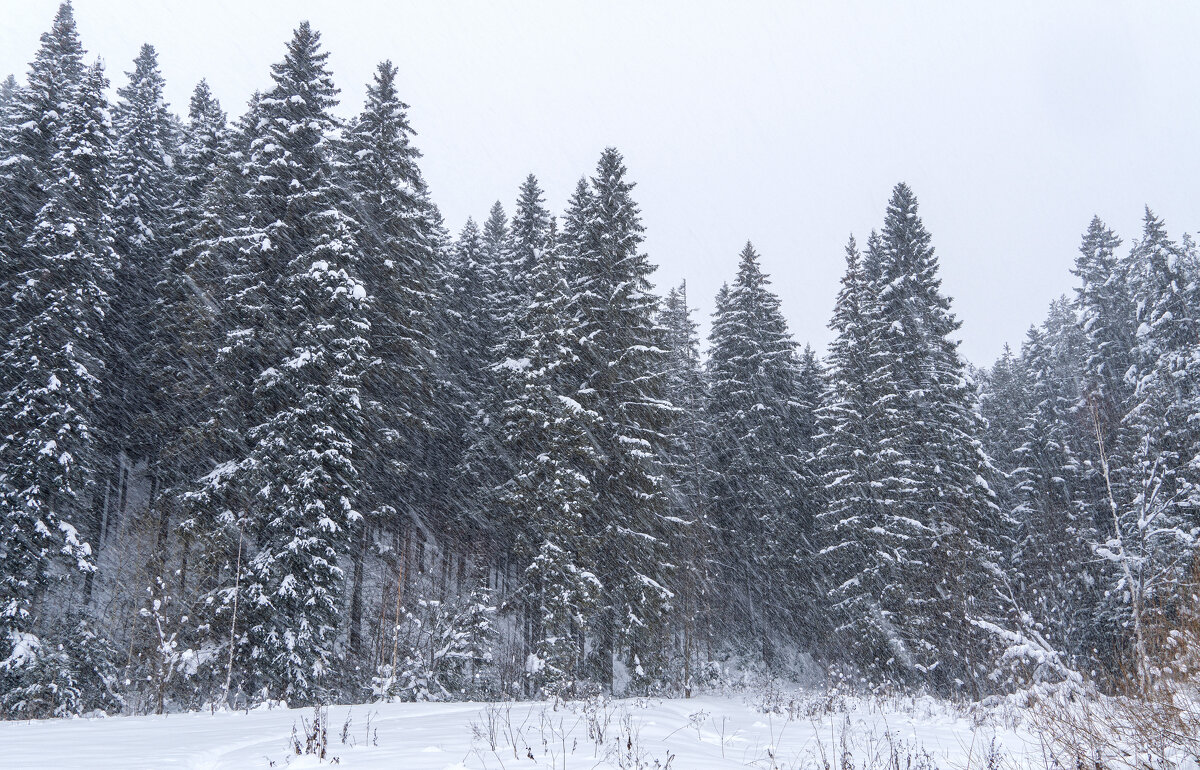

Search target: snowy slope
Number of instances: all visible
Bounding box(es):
[0,694,1043,769]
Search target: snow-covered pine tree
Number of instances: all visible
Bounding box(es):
[0,58,117,717]
[821,188,1003,693]
[105,45,188,696]
[794,346,825,465]
[1072,217,1134,453]
[490,176,558,565]
[163,86,262,657]
[107,43,181,463]
[817,234,897,677]
[150,79,228,508]
[869,183,1002,694]
[174,81,227,218]
[0,3,84,270]
[167,87,279,708]
[1123,210,1200,515]
[445,218,488,407]
[414,200,464,558]
[1009,300,1102,665]
[454,203,519,555]
[977,344,1028,514]
[660,282,713,689]
[211,22,370,705]
[0,3,85,401]
[488,176,602,695]
[508,175,552,306]
[508,360,601,697]
[343,60,442,658]
[439,218,488,535]
[704,242,814,666]
[124,79,232,707]
[661,283,706,524]
[1069,220,1140,639]
[559,149,677,691]
[1095,210,1200,669]
[791,343,827,643]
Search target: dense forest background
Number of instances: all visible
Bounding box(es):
[2,4,1198,718]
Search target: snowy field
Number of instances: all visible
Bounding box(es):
[0,692,1047,769]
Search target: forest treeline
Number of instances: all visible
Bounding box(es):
[1,4,1196,717]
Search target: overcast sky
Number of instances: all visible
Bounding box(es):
[4,1,1199,365]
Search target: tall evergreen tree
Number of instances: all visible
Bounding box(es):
[1124,210,1200,513]
[0,2,84,265]
[0,3,85,399]
[454,203,514,526]
[205,23,369,704]
[138,79,230,657]
[0,58,117,711]
[104,44,184,630]
[705,242,813,664]
[343,60,442,655]
[820,188,1002,693]
[817,234,896,674]
[1072,217,1133,442]
[871,183,1001,693]
[487,177,557,560]
[499,194,600,694]
[109,44,180,459]
[660,282,711,685]
[163,84,252,625]
[977,344,1028,514]
[1098,211,1200,654]
[560,149,676,690]
[1009,301,1101,662]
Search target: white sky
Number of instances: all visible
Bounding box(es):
[4,0,1199,365]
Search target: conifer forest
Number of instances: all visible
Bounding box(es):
[4,4,1200,740]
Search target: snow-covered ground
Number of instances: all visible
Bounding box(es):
[0,692,1049,769]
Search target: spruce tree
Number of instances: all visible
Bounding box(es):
[489,177,557,562]
[817,234,895,674]
[343,60,442,656]
[705,242,814,665]
[105,45,184,662]
[509,175,553,305]
[871,183,1001,693]
[1124,210,1200,512]
[132,81,230,702]
[660,282,712,688]
[1072,217,1134,442]
[820,188,1002,693]
[1099,211,1200,655]
[0,3,84,266]
[454,203,520,551]
[976,344,1031,521]
[211,23,369,704]
[1009,302,1101,661]
[163,83,254,632]
[109,43,180,461]
[791,343,826,635]
[0,58,116,714]
[502,206,600,694]
[0,3,85,401]
[559,148,677,690]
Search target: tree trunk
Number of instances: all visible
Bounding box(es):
[349,520,367,657]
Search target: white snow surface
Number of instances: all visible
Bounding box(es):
[0,693,1045,769]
